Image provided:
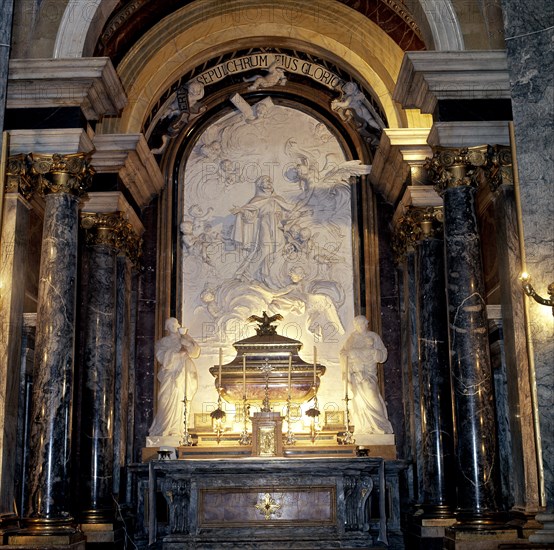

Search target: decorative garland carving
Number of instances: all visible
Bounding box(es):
[392,205,444,262]
[28,153,95,199]
[486,145,513,193]
[424,146,488,196]
[81,212,143,266]
[5,154,34,199]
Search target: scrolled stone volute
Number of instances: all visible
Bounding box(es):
[485,145,513,193]
[29,152,95,199]
[5,154,35,199]
[424,146,488,195]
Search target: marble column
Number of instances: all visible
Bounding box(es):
[425,146,502,527]
[79,212,140,524]
[22,153,93,536]
[80,213,118,523]
[414,207,456,518]
[0,155,31,515]
[113,235,141,502]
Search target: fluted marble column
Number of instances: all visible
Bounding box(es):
[426,147,501,527]
[413,208,456,517]
[23,153,93,535]
[80,212,140,523]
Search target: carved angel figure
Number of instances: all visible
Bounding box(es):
[331,81,385,134]
[244,61,287,91]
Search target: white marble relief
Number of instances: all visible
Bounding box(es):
[180,98,369,427]
[244,61,287,91]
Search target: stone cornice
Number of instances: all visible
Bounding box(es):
[91,134,164,209]
[427,121,510,148]
[8,129,95,156]
[393,50,510,113]
[370,128,432,205]
[392,185,442,228]
[7,58,127,120]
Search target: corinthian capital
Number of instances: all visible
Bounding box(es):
[392,205,444,262]
[424,146,488,195]
[81,212,142,266]
[29,152,95,199]
[486,145,513,193]
[5,154,34,199]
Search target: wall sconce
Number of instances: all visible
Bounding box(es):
[520,272,554,316]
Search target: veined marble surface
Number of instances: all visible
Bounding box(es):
[502,0,554,510]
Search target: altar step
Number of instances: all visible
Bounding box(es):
[142,430,396,461]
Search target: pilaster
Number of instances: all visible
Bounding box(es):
[486,145,542,528]
[502,0,554,526]
[0,155,32,516]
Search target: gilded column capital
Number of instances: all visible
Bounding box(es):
[393,205,444,262]
[5,154,34,199]
[424,146,488,195]
[486,145,513,193]
[29,152,95,199]
[81,212,142,267]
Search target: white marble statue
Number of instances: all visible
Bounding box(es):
[340,315,393,434]
[331,81,385,133]
[149,318,200,437]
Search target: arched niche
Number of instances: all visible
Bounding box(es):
[150,65,385,425]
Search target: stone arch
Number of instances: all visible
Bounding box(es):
[86,1,432,135]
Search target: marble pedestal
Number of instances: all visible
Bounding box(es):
[443,525,521,550]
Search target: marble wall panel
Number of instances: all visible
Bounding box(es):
[502,0,554,509]
[0,194,30,513]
